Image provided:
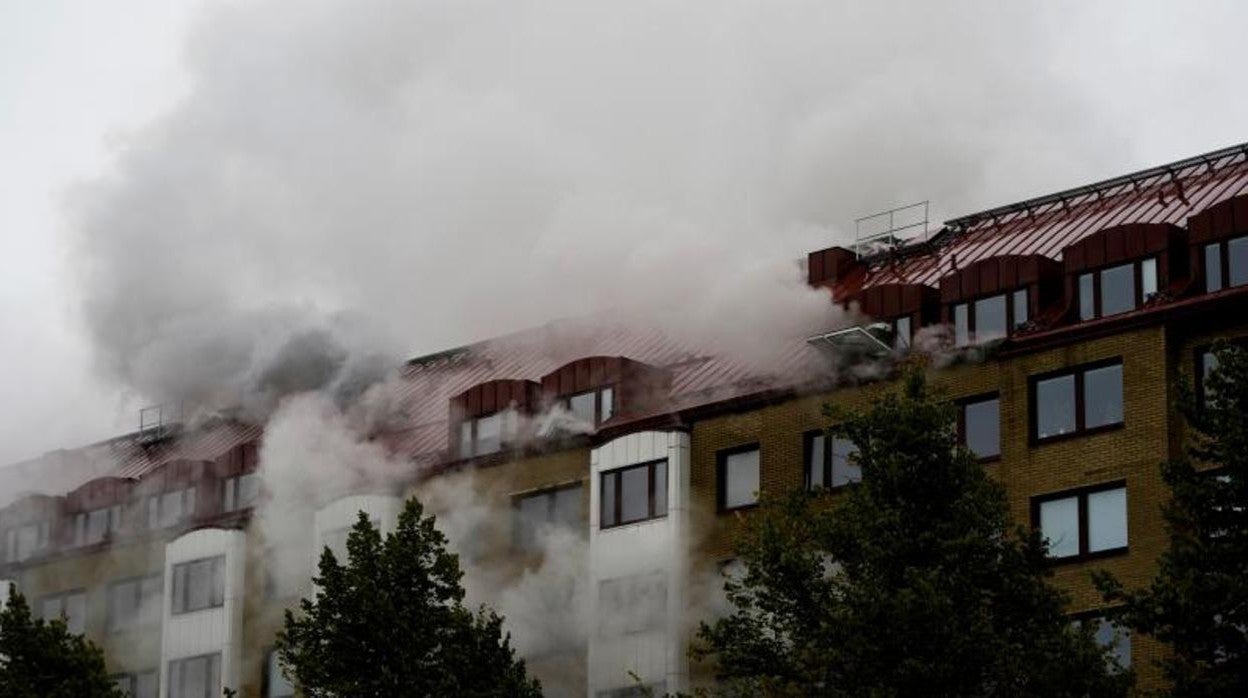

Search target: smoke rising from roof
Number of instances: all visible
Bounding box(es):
[66,0,1128,416]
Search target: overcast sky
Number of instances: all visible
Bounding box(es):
[3,0,1248,467]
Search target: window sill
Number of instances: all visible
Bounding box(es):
[1046,546,1129,566]
[1032,422,1124,447]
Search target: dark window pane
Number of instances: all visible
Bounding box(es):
[1036,374,1076,438]
[515,494,547,550]
[1201,351,1219,405]
[1100,263,1136,316]
[1013,289,1029,328]
[600,387,615,422]
[964,397,1000,459]
[1206,243,1224,292]
[1094,618,1132,668]
[806,433,826,490]
[600,473,616,527]
[620,466,649,523]
[552,486,582,529]
[1229,236,1248,287]
[1084,364,1124,429]
[1079,273,1095,320]
[974,295,1007,342]
[722,449,759,509]
[1087,487,1128,552]
[954,304,969,346]
[653,461,667,517]
[831,437,860,486]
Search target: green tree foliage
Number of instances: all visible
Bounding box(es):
[276,496,541,697]
[694,370,1130,697]
[1096,342,1248,696]
[0,585,122,698]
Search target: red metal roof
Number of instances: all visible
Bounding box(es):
[862,144,1248,289]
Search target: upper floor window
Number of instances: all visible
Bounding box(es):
[459,411,505,458]
[953,289,1029,347]
[108,574,162,632]
[1032,482,1128,561]
[1197,349,1220,407]
[718,445,760,511]
[74,505,121,547]
[222,473,261,513]
[168,652,220,698]
[957,394,1000,460]
[1204,234,1248,292]
[514,485,582,551]
[805,431,860,490]
[567,386,615,425]
[40,589,87,635]
[112,670,158,698]
[2,521,50,563]
[600,460,667,529]
[1078,258,1158,321]
[266,649,295,698]
[597,571,667,637]
[171,556,225,614]
[147,487,196,529]
[1031,360,1123,442]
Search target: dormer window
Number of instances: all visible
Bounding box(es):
[952,289,1029,347]
[1078,257,1158,321]
[2,521,50,563]
[73,506,120,547]
[567,386,615,425]
[459,412,505,457]
[1203,235,1248,292]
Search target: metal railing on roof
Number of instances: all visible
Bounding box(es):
[853,201,930,258]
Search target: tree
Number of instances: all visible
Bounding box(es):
[1096,341,1248,696]
[276,496,541,697]
[0,585,123,698]
[694,370,1130,697]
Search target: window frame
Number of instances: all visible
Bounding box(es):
[803,429,860,491]
[145,487,196,529]
[107,573,163,633]
[458,411,508,458]
[716,443,761,512]
[221,472,261,513]
[1030,480,1129,563]
[599,459,668,530]
[1203,233,1248,292]
[512,483,584,550]
[955,392,1001,462]
[950,287,1030,347]
[1028,358,1125,445]
[39,588,87,634]
[1076,257,1158,321]
[564,386,617,426]
[167,652,221,698]
[73,505,121,547]
[170,555,226,615]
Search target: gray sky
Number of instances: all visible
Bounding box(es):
[3,0,1248,466]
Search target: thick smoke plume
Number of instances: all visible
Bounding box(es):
[66,0,1126,417]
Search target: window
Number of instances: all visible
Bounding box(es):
[892,315,912,350]
[1072,615,1131,670]
[952,289,1030,347]
[718,445,760,510]
[1032,483,1128,561]
[459,411,508,457]
[1204,234,1248,292]
[40,590,87,635]
[74,505,121,546]
[600,460,667,528]
[805,431,860,489]
[514,485,582,550]
[146,487,196,529]
[113,670,158,698]
[266,650,294,698]
[566,386,616,425]
[108,574,162,632]
[1197,349,1220,407]
[222,473,261,512]
[1077,258,1158,320]
[2,521,50,562]
[167,653,220,698]
[957,394,1000,460]
[170,556,225,614]
[1031,361,1123,442]
[598,572,667,637]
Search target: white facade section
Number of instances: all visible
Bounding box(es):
[0,579,12,610]
[312,494,402,571]
[160,527,246,695]
[588,430,691,697]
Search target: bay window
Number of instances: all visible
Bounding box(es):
[170,555,225,614]
[600,460,667,528]
[168,653,220,698]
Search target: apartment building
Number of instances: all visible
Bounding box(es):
[4,142,1248,696]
